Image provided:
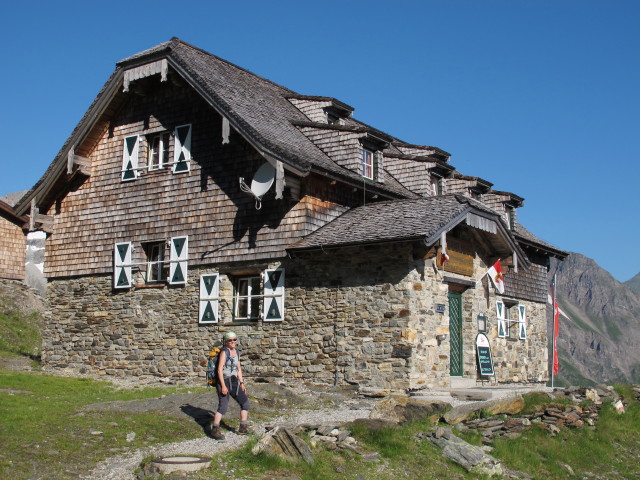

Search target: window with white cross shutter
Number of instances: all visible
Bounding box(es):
[496,300,506,338]
[199,274,219,324]
[263,268,285,322]
[114,242,133,289]
[172,124,192,174]
[121,135,140,181]
[518,304,527,339]
[168,236,188,285]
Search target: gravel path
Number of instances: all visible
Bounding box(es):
[82,402,373,480]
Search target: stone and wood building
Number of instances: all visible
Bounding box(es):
[11,38,567,392]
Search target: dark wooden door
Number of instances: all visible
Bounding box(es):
[448,292,463,376]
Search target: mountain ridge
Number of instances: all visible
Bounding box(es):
[549,253,640,386]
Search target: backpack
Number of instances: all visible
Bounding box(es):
[206,347,235,386]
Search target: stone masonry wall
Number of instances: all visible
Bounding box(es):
[43,241,549,390]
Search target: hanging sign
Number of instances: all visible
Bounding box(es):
[476,333,495,376]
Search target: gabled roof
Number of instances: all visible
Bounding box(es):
[16,38,416,214]
[289,194,528,265]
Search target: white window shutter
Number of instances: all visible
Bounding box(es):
[172,124,192,173]
[114,242,133,289]
[168,236,188,285]
[496,300,506,338]
[199,274,219,323]
[263,268,285,322]
[121,135,139,181]
[518,304,527,339]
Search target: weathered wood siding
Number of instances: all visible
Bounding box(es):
[0,213,25,280]
[42,76,356,278]
[384,156,434,197]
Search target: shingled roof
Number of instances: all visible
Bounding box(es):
[289,194,526,261]
[513,221,568,259]
[16,38,416,214]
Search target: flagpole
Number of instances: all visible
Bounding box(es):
[551,273,557,389]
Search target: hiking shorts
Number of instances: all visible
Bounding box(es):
[216,376,250,415]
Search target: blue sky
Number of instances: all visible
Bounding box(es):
[1,1,638,282]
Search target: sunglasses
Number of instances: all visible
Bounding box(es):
[227,339,238,342]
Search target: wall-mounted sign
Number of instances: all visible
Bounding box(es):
[436,304,446,313]
[477,315,487,333]
[476,333,494,376]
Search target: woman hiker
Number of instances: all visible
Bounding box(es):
[212,331,250,440]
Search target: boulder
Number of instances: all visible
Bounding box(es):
[252,427,314,463]
[426,428,505,477]
[369,395,451,424]
[443,396,525,425]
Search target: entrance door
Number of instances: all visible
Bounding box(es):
[448,292,463,376]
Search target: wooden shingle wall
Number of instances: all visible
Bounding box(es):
[384,156,434,197]
[298,126,362,174]
[42,76,357,278]
[504,259,548,304]
[288,98,332,123]
[446,177,473,196]
[0,213,25,280]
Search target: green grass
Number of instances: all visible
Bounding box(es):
[491,392,640,479]
[196,419,476,480]
[0,309,42,358]
[0,371,209,479]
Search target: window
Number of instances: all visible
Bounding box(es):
[431,176,443,196]
[147,132,170,171]
[234,276,262,321]
[143,242,166,283]
[121,135,140,181]
[113,236,189,289]
[361,148,374,179]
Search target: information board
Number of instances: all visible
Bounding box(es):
[476,333,495,376]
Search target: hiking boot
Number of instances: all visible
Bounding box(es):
[211,425,225,440]
[237,423,251,435]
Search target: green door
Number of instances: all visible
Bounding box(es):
[448,293,463,376]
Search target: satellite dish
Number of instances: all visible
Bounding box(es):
[239,162,276,209]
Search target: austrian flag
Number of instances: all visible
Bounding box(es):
[486,259,505,294]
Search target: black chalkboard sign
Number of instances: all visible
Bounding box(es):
[476,333,495,376]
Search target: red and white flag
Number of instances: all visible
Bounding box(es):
[486,259,505,294]
[552,275,560,375]
[440,232,450,266]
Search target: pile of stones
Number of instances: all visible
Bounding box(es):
[452,384,640,444]
[455,403,598,443]
[253,423,380,464]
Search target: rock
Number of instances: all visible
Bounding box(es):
[585,388,601,404]
[443,396,525,424]
[427,428,505,477]
[252,427,314,463]
[369,395,450,424]
[126,432,136,442]
[614,400,625,414]
[369,395,406,423]
[559,462,575,475]
[403,399,451,423]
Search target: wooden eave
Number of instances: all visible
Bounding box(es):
[15,70,125,216]
[390,140,451,161]
[285,94,355,115]
[429,162,456,178]
[516,236,569,260]
[423,206,531,270]
[490,190,525,207]
[0,200,28,227]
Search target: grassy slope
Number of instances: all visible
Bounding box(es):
[0,372,209,479]
[0,281,43,360]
